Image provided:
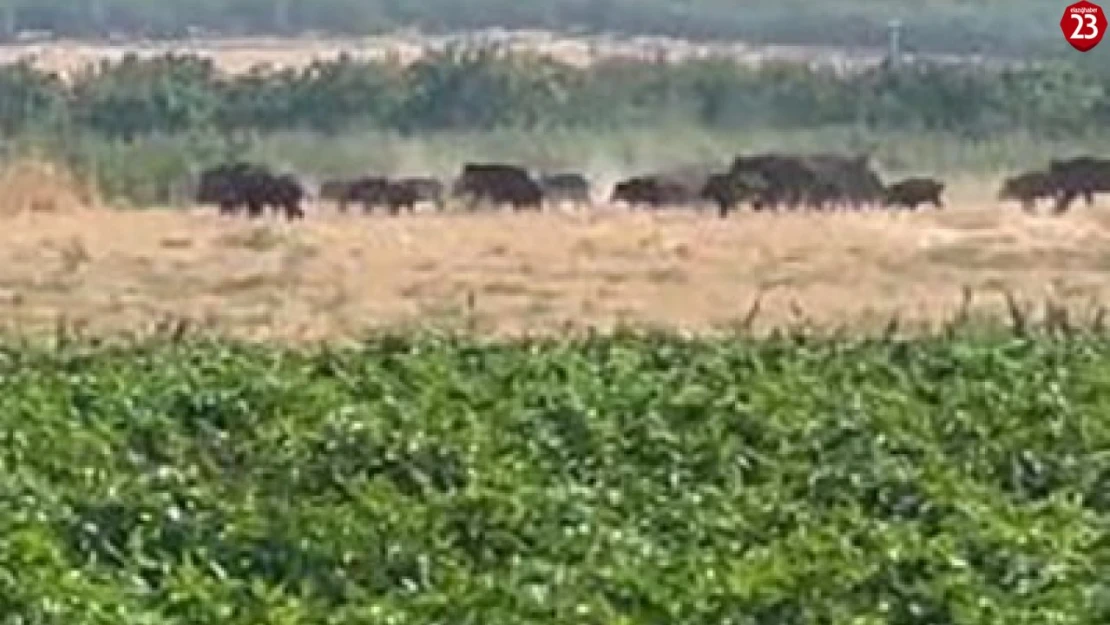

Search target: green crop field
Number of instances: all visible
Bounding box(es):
[2,330,1108,623]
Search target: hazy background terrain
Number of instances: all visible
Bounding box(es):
[0,0,1069,59]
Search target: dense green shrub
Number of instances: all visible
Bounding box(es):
[1,52,1107,141]
[0,330,1107,623]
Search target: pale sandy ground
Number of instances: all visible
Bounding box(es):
[1,178,1108,343]
[0,32,1012,78]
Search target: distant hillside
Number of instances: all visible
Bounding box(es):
[0,0,1068,58]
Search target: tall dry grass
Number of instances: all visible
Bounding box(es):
[0,158,101,217]
[0,185,1106,343]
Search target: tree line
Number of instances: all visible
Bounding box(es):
[0,51,1105,143]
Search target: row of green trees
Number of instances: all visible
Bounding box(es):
[0,52,1106,142]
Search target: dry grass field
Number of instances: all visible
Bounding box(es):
[2,163,1109,342]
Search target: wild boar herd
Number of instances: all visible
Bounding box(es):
[998,156,1110,214]
[194,153,1110,221]
[196,162,307,219]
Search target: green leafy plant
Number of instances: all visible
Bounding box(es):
[0,328,1107,623]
